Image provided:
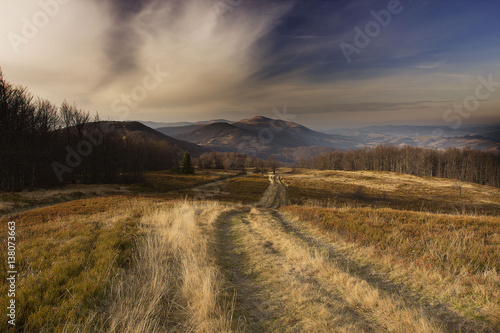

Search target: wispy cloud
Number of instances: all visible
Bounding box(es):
[91,0,295,117]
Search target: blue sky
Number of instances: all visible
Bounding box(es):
[1,0,499,129]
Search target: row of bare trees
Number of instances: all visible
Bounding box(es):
[299,145,500,187]
[196,152,251,170]
[0,70,179,191]
[1,71,60,191]
[195,152,279,173]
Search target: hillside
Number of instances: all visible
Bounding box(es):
[102,121,209,156]
[233,116,355,148]
[156,124,204,137]
[155,119,233,136]
[172,122,254,149]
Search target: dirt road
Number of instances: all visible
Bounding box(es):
[213,175,494,332]
[255,174,289,209]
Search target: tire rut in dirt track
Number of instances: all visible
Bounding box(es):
[269,210,496,333]
[215,209,281,332]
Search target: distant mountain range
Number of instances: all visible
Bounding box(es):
[326,124,500,152]
[131,117,500,163]
[155,116,353,162]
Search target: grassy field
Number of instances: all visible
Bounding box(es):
[93,200,237,332]
[0,196,152,332]
[129,169,243,193]
[282,169,500,215]
[218,209,447,332]
[282,206,500,328]
[0,198,240,332]
[207,175,270,204]
[0,184,128,217]
[0,169,245,217]
[1,168,499,332]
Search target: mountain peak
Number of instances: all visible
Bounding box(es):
[236,116,275,125]
[251,116,271,120]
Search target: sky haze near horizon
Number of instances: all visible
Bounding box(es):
[1,0,500,130]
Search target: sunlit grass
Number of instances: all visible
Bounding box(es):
[0,197,240,332]
[282,169,500,215]
[2,168,498,331]
[99,200,237,332]
[282,205,500,328]
[284,206,499,274]
[0,196,153,332]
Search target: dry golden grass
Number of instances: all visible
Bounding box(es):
[0,184,128,217]
[282,169,500,215]
[0,169,241,217]
[247,209,446,332]
[282,205,500,329]
[132,169,242,193]
[0,196,241,332]
[0,196,154,332]
[79,200,238,333]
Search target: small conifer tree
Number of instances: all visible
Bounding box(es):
[180,151,195,174]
